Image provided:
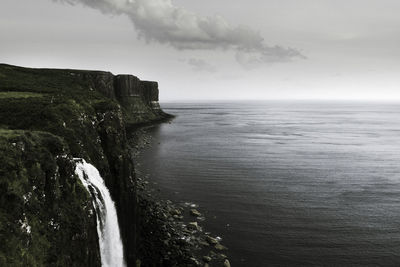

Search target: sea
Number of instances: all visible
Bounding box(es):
[137,101,400,266]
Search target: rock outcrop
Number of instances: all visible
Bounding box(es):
[61,69,166,124]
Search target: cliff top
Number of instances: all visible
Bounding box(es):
[0,63,155,95]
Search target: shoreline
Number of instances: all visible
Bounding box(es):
[129,126,231,267]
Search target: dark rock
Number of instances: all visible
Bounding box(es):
[170,208,182,216]
[223,259,231,267]
[190,209,202,217]
[214,244,228,251]
[219,254,228,259]
[190,257,201,266]
[199,240,210,247]
[202,256,212,263]
[206,236,219,245]
[187,222,199,231]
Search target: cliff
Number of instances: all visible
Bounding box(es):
[0,64,171,266]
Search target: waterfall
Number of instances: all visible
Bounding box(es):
[75,159,126,267]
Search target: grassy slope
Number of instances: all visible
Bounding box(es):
[0,63,119,159]
[0,63,108,94]
[0,92,44,98]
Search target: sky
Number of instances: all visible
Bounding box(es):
[1,0,400,101]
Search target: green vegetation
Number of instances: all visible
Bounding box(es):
[0,64,108,95]
[0,92,44,99]
[0,128,22,138]
[0,131,100,266]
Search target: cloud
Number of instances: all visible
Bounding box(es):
[54,0,305,66]
[236,46,305,69]
[187,58,216,73]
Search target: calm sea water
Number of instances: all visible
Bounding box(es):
[138,101,400,266]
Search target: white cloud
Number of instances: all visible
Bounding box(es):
[54,0,304,66]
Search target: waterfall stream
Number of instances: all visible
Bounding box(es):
[75,159,126,267]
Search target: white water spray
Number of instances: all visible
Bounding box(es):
[75,159,126,267]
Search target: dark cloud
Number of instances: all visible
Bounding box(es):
[54,0,304,66]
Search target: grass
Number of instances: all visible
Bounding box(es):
[0,63,111,95]
[0,92,44,99]
[0,129,22,138]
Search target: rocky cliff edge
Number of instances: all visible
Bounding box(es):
[0,63,171,266]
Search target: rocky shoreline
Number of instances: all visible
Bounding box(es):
[130,127,232,267]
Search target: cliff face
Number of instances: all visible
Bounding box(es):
[0,130,101,266]
[64,70,164,124]
[0,64,171,266]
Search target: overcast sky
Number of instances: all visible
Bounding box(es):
[1,0,400,101]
